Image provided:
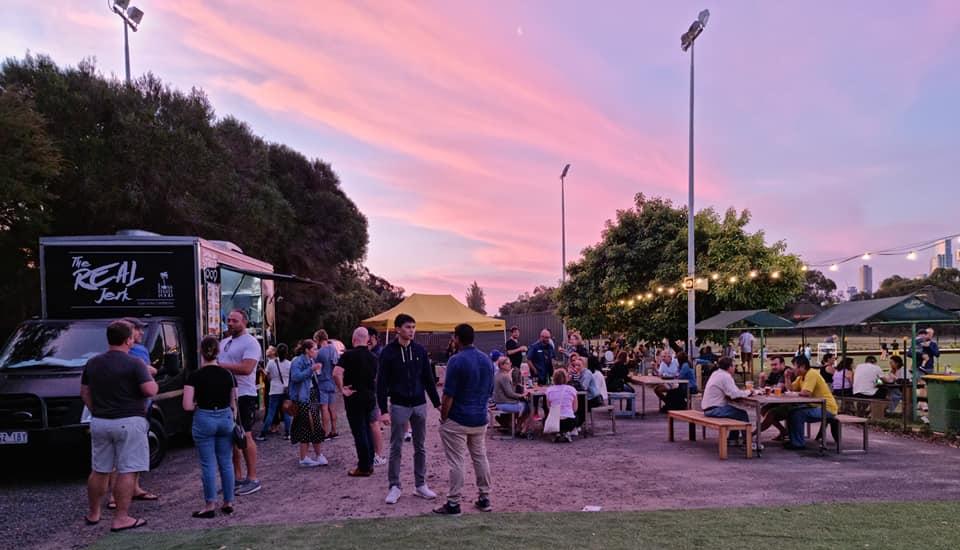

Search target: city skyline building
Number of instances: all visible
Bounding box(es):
[859,264,873,295]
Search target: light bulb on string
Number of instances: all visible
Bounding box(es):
[829,264,839,272]
[749,270,758,279]
[645,292,653,299]
[862,252,871,261]
[627,299,635,306]
[667,288,676,295]
[635,295,642,301]
[728,275,738,283]
[618,299,625,305]
[801,265,808,272]
[710,273,720,280]
[771,271,781,279]
[656,286,664,293]
[907,251,917,261]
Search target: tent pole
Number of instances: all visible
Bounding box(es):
[840,327,846,361]
[911,322,918,422]
[759,329,765,380]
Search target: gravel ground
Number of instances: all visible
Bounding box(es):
[3,386,960,549]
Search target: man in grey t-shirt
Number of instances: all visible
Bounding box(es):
[219,309,263,495]
[81,320,158,532]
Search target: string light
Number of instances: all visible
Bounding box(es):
[618,299,625,305]
[748,270,758,279]
[728,275,738,283]
[771,271,781,279]
[907,251,917,261]
[862,252,872,261]
[829,264,839,272]
[627,299,635,306]
[801,265,808,271]
[635,294,643,301]
[645,292,653,299]
[711,273,720,280]
[656,286,664,293]
[667,288,676,295]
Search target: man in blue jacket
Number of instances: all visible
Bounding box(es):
[526,329,556,385]
[377,314,441,505]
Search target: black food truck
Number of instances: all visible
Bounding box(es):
[0,230,299,468]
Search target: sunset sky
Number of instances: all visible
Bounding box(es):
[3,1,959,310]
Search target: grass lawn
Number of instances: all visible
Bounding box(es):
[92,501,960,550]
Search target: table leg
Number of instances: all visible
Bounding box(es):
[641,384,647,419]
[820,401,827,455]
[755,403,763,457]
[686,385,691,410]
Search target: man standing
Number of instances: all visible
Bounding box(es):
[503,326,527,382]
[435,324,495,516]
[314,330,340,439]
[377,314,441,504]
[526,329,556,386]
[82,320,157,531]
[219,309,263,495]
[738,330,755,377]
[335,327,379,477]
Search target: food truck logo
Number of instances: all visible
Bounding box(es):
[158,272,175,299]
[71,255,145,304]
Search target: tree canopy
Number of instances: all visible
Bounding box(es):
[498,285,558,316]
[557,194,805,340]
[874,268,960,298]
[465,281,487,315]
[0,54,402,341]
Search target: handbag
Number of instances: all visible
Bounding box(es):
[233,421,248,449]
[276,359,298,416]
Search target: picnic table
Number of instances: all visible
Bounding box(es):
[628,376,691,418]
[737,393,827,457]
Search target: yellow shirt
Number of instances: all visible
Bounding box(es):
[792,369,838,415]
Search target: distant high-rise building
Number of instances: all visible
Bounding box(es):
[931,239,954,272]
[859,264,873,295]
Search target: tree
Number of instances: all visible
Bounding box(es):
[874,268,960,298]
[557,194,805,340]
[0,86,62,327]
[498,285,557,316]
[0,54,399,341]
[465,281,486,314]
[799,270,840,305]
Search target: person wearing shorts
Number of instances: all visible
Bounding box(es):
[219,309,263,496]
[313,330,340,438]
[81,320,157,532]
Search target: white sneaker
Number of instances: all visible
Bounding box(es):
[404,431,413,442]
[299,457,319,467]
[314,454,329,466]
[415,484,437,500]
[752,441,764,452]
[385,485,402,504]
[373,454,388,467]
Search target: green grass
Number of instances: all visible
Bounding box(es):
[91,502,960,550]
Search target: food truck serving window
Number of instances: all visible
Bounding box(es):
[219,268,264,339]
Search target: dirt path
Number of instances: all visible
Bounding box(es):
[3,388,959,549]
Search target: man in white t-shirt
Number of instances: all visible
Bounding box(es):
[219,309,263,495]
[852,356,886,398]
[738,330,755,377]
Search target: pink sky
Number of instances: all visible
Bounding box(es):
[3,1,960,309]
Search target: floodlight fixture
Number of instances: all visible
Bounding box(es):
[114,0,130,10]
[127,6,144,27]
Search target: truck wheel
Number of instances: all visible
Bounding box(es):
[148,417,167,469]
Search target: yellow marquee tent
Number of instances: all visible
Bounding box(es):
[361,293,505,333]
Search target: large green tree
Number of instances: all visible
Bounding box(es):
[557,194,805,340]
[498,285,557,316]
[0,54,400,341]
[874,268,960,298]
[465,281,487,314]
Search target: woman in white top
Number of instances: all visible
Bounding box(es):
[256,343,292,440]
[545,369,578,443]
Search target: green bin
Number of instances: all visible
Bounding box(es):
[922,375,960,433]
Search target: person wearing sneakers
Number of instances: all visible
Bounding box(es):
[288,339,328,467]
[313,330,340,440]
[334,327,379,477]
[435,323,495,516]
[218,309,263,496]
[377,313,441,505]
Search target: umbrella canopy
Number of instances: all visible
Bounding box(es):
[361,293,505,332]
[695,309,795,331]
[797,295,959,329]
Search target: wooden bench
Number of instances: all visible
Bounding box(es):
[607,391,637,418]
[668,410,752,460]
[587,404,617,435]
[488,405,517,440]
[833,414,868,453]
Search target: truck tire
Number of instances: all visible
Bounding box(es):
[148,416,167,469]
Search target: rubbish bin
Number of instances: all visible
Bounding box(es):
[922,375,960,433]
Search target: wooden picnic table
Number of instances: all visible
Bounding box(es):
[736,393,827,457]
[527,385,591,433]
[628,376,690,418]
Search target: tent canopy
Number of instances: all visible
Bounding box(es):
[797,295,959,329]
[361,293,505,332]
[695,309,795,331]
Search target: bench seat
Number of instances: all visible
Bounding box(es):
[667,410,752,459]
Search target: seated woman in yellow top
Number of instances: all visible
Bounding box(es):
[784,355,838,450]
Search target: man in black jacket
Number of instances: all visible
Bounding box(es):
[377,314,441,505]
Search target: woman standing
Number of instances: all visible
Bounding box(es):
[182,335,237,518]
[289,339,327,467]
[256,343,292,441]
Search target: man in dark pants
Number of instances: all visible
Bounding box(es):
[335,327,379,476]
[377,313,441,505]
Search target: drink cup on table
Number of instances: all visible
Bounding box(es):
[745,380,754,392]
[774,384,782,396]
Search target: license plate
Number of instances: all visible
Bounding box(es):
[0,431,28,445]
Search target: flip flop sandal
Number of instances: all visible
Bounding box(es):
[132,492,159,501]
[111,518,148,532]
[84,516,100,526]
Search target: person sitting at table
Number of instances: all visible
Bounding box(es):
[701,357,754,448]
[817,353,836,385]
[569,354,602,427]
[545,369,579,443]
[653,349,679,405]
[606,352,635,393]
[831,357,854,397]
[696,346,718,366]
[493,356,531,436]
[885,356,908,414]
[759,355,791,388]
[784,355,838,450]
[852,356,887,400]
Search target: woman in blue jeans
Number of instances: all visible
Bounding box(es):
[183,335,237,518]
[256,343,292,441]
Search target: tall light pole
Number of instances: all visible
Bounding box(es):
[109,0,146,84]
[681,9,709,356]
[560,163,570,346]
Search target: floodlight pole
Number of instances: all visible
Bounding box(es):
[123,21,131,84]
[560,165,569,349]
[685,40,696,358]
